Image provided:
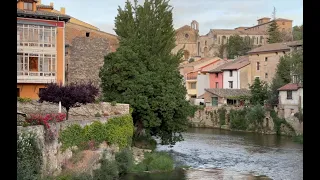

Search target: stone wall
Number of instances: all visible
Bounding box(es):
[67,37,109,86]
[189,107,275,134]
[17,117,122,176]
[17,101,129,120]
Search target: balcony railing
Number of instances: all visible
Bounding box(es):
[17,71,56,83]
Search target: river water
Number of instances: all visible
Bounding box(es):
[122,128,303,180]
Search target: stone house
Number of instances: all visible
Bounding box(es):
[220,56,251,89]
[206,60,235,89]
[198,88,251,107]
[277,83,303,119]
[245,17,293,34]
[247,41,302,85]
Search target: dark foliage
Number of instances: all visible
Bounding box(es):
[39,82,99,119]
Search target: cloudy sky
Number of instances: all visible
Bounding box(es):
[41,0,303,35]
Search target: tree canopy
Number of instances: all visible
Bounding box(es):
[39,82,99,120]
[293,25,303,41]
[267,21,282,43]
[249,78,268,105]
[226,35,253,59]
[99,0,195,145]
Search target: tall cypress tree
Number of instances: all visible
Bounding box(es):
[99,0,195,145]
[267,20,282,43]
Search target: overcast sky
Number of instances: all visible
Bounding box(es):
[41,0,303,35]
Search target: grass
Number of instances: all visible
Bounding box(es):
[130,151,174,173]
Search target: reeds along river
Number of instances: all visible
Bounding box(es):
[122,128,303,180]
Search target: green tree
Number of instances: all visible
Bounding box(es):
[267,48,303,106]
[267,21,282,43]
[99,0,195,145]
[249,78,268,105]
[215,44,227,58]
[226,34,252,59]
[293,25,303,41]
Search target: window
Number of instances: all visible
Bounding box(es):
[287,91,292,99]
[256,62,260,70]
[276,52,278,55]
[229,70,233,77]
[17,24,56,48]
[228,81,233,89]
[17,53,56,77]
[190,82,196,89]
[265,57,268,61]
[215,82,219,88]
[185,33,189,38]
[17,88,20,97]
[260,36,263,44]
[265,73,268,78]
[215,73,219,78]
[24,2,33,10]
[86,32,90,37]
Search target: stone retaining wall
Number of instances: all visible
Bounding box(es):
[17,101,129,120]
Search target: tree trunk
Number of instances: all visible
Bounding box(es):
[66,107,70,120]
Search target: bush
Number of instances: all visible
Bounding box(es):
[131,152,174,172]
[105,114,134,148]
[133,135,157,150]
[294,134,303,144]
[111,101,117,106]
[246,104,265,130]
[270,110,295,136]
[115,148,134,175]
[229,108,249,130]
[217,107,227,126]
[92,154,119,180]
[94,112,101,117]
[84,121,105,144]
[17,132,42,180]
[59,124,86,151]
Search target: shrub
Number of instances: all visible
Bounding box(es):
[270,110,295,135]
[131,152,174,172]
[92,153,119,180]
[59,124,86,151]
[104,114,134,148]
[133,135,157,150]
[84,121,106,144]
[17,97,32,103]
[246,104,265,130]
[217,107,227,126]
[229,108,249,130]
[115,148,133,175]
[111,101,117,106]
[17,132,42,180]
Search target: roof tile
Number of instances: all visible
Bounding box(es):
[277,83,303,91]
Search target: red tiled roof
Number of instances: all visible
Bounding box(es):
[207,60,234,73]
[277,83,303,91]
[248,42,292,54]
[221,56,250,70]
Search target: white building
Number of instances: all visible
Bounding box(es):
[221,56,250,89]
[278,83,303,119]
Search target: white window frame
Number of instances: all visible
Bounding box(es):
[17,24,56,48]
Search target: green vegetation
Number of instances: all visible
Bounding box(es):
[294,134,303,144]
[267,20,282,43]
[217,107,227,126]
[111,101,117,106]
[131,152,174,172]
[226,34,253,59]
[215,44,227,58]
[92,154,119,180]
[267,49,303,106]
[270,110,295,136]
[17,97,32,103]
[229,105,265,131]
[99,0,195,145]
[293,25,303,41]
[133,134,157,151]
[17,132,42,180]
[115,148,134,175]
[249,78,268,105]
[59,114,134,151]
[94,112,101,117]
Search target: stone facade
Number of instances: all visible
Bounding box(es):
[67,37,109,86]
[17,101,130,120]
[17,118,122,176]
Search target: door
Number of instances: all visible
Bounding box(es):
[212,97,218,106]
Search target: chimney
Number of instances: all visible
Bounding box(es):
[50,2,54,7]
[60,7,65,14]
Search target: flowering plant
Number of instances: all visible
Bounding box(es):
[25,113,66,142]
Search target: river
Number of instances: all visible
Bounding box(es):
[122,128,303,180]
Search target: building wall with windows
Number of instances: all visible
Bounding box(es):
[17,0,70,99]
[248,51,288,85]
[222,70,239,89]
